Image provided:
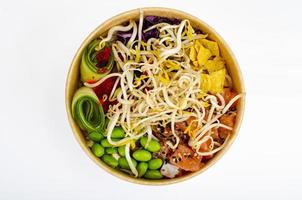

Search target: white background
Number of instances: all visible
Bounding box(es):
[1,0,302,199]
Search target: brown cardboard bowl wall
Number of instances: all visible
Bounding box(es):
[66,7,245,185]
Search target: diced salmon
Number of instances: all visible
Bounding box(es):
[211,128,220,140]
[222,88,238,110]
[175,121,187,132]
[198,139,214,160]
[185,116,198,136]
[199,138,212,152]
[169,144,203,172]
[218,113,236,138]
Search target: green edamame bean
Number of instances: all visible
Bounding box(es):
[137,162,148,177]
[91,143,104,157]
[101,139,113,147]
[118,146,126,156]
[118,157,137,169]
[140,137,161,152]
[102,155,118,168]
[144,170,163,179]
[133,150,152,161]
[100,138,119,147]
[148,158,163,170]
[111,127,125,138]
[88,131,104,142]
[105,147,117,154]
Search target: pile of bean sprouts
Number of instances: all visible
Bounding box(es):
[85,10,242,176]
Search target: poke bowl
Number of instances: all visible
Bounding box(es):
[66,7,245,185]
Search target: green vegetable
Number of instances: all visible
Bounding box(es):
[100,138,119,147]
[81,39,114,82]
[118,157,137,170]
[144,170,163,179]
[137,162,148,177]
[132,150,152,162]
[148,158,163,170]
[102,155,118,168]
[91,143,104,157]
[88,131,104,142]
[140,137,161,152]
[71,87,105,133]
[118,146,126,156]
[111,127,125,138]
[105,147,118,154]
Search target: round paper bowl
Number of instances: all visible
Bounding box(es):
[65,7,245,185]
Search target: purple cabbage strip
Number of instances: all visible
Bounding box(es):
[116,31,132,44]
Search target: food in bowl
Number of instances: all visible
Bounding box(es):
[71,10,243,180]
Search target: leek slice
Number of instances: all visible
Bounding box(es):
[81,39,114,82]
[71,87,105,133]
